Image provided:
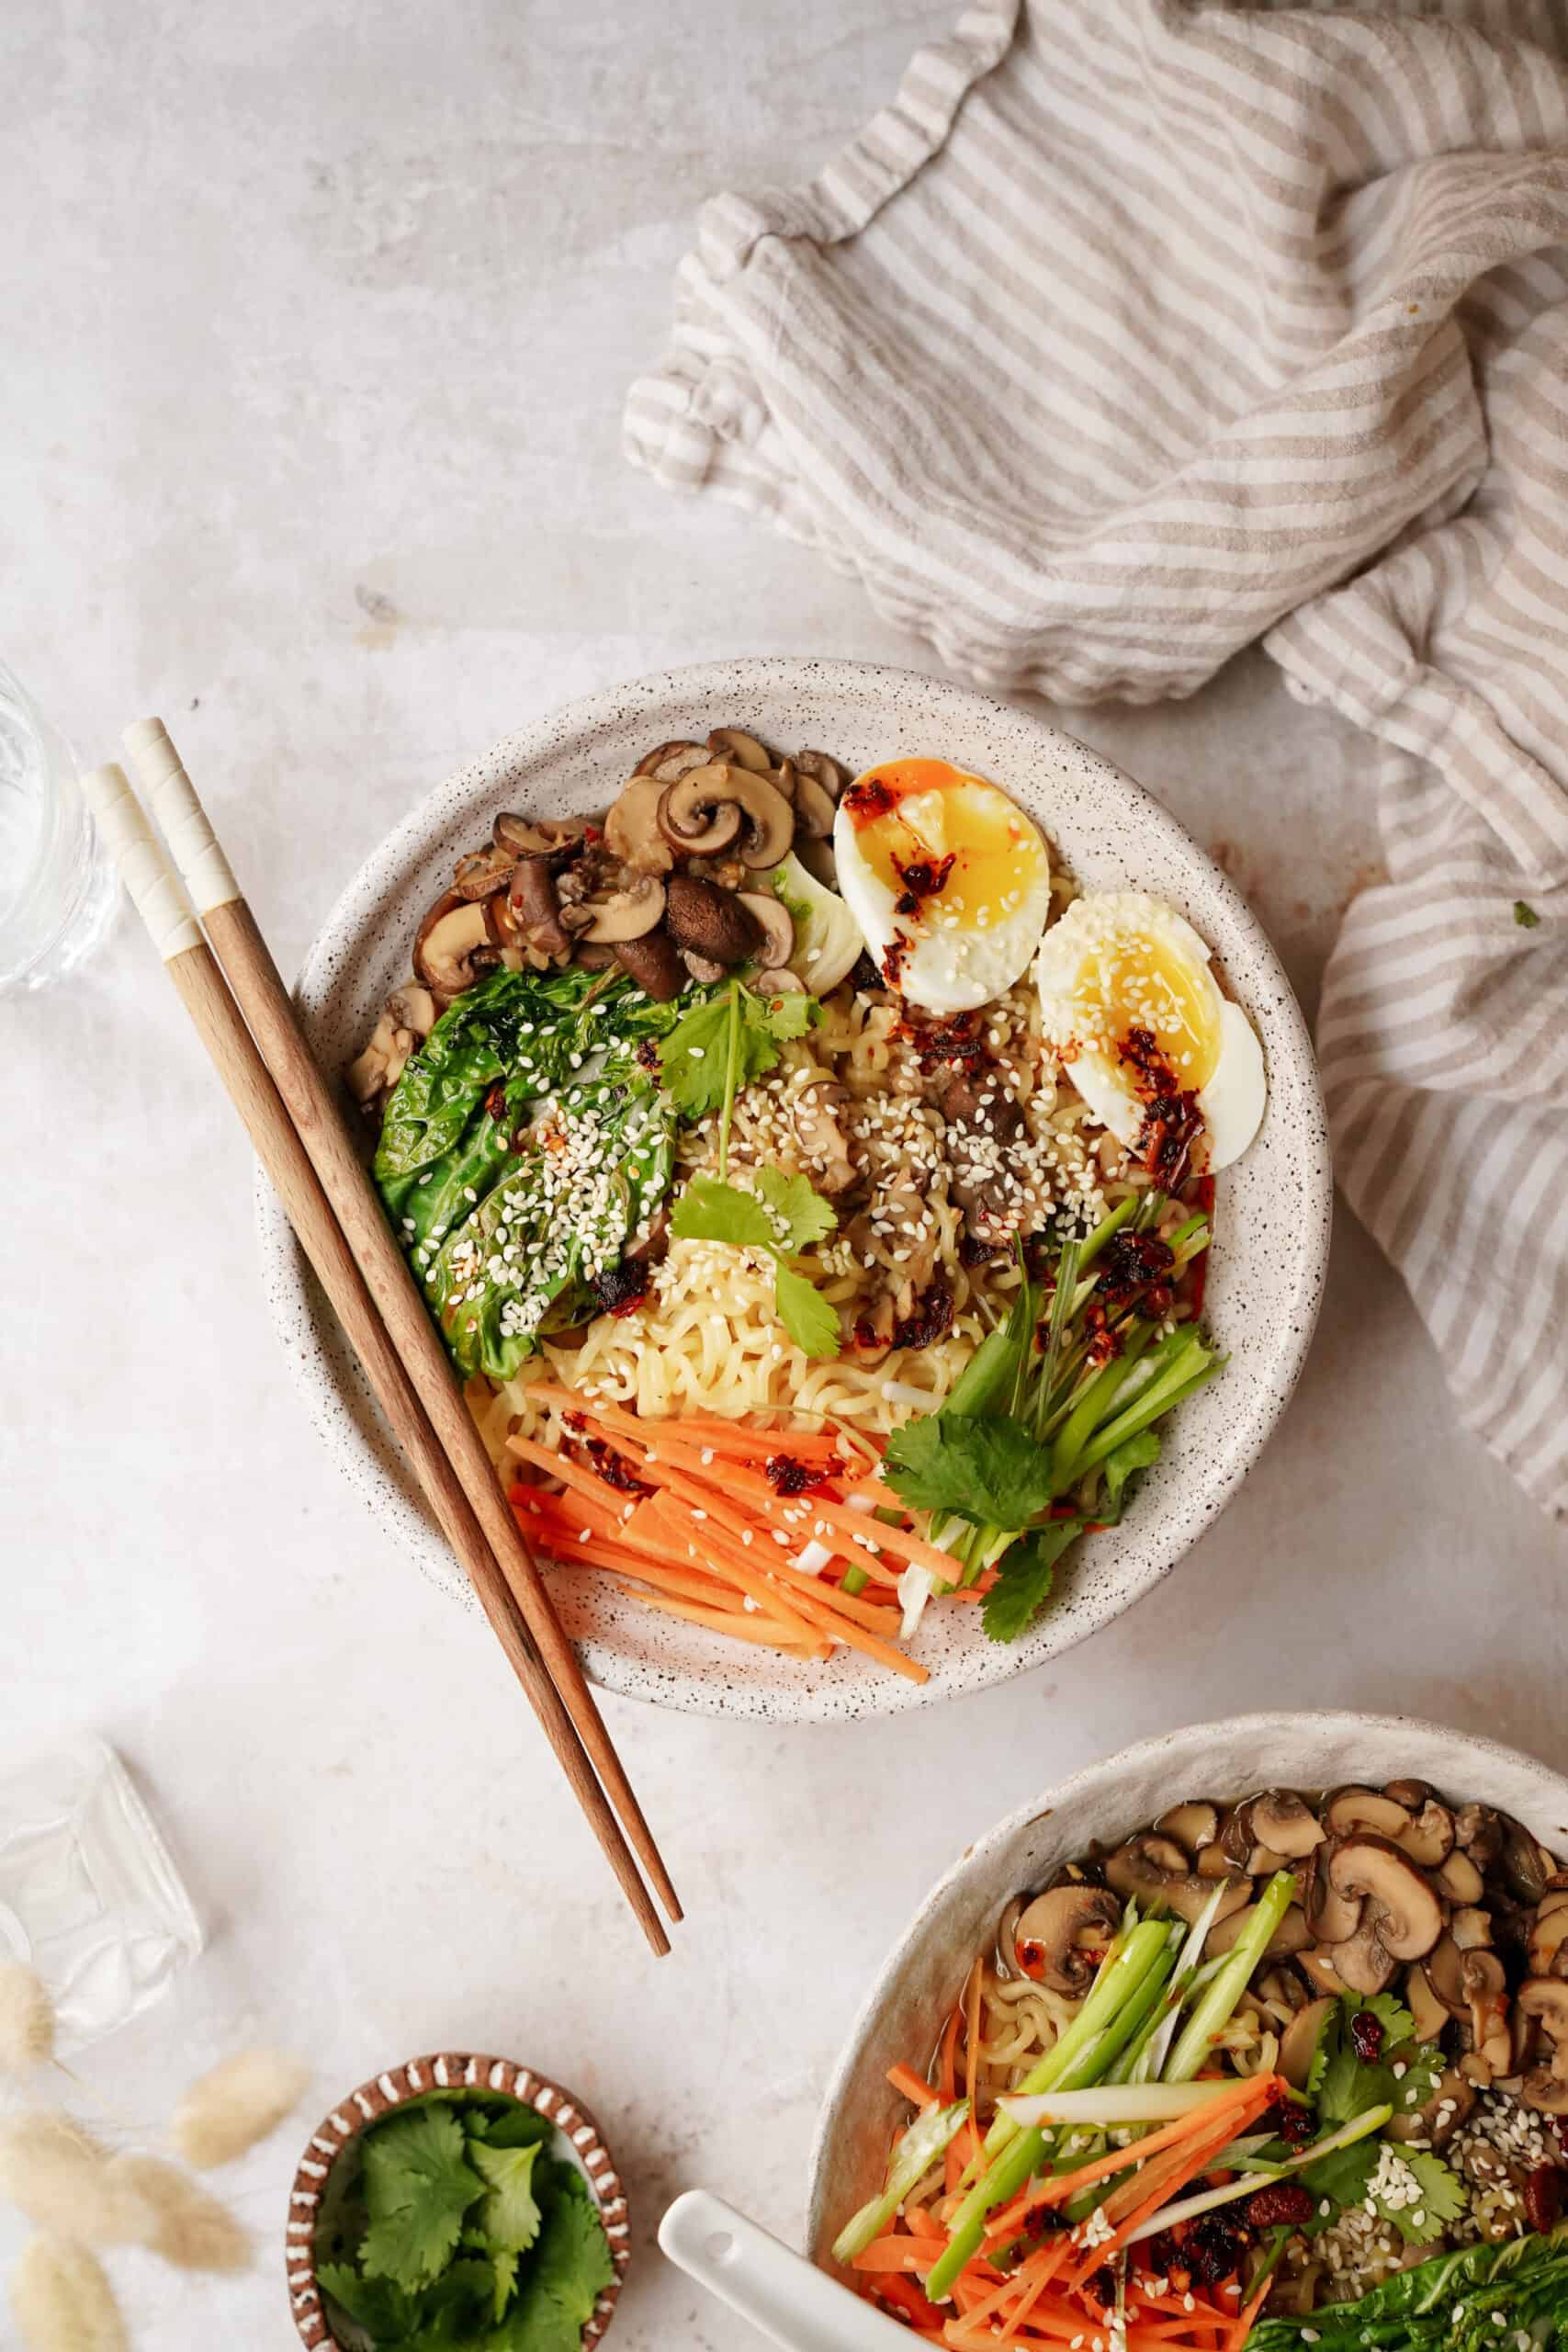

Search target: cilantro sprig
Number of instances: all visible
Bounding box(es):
[658,978,818,1176]
[315,2095,615,2350]
[671,1167,840,1358]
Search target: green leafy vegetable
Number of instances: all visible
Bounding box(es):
[359,2109,485,2291]
[657,978,818,1172]
[315,2094,616,2348]
[375,966,685,1381]
[468,2140,544,2256]
[1247,2222,1568,2351]
[884,1414,1055,1530]
[979,1519,1084,1642]
[1374,2148,1468,2245]
[1516,899,1542,927]
[1100,1429,1160,1519]
[670,1171,840,1359]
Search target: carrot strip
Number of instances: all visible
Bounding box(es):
[852,2239,930,2275]
[789,1583,930,1682]
[964,1953,985,2110]
[504,1431,633,1516]
[888,2064,940,2114]
[622,1590,829,1655]
[640,1494,821,1642]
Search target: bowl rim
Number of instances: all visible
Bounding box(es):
[259,654,1333,1722]
[284,2051,628,2349]
[803,1707,1568,2259]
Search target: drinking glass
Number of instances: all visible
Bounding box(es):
[0,658,119,991]
[0,1735,204,2051]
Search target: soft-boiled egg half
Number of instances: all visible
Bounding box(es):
[833,757,1053,1015]
[1034,892,1266,1171]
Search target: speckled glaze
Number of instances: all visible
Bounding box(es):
[805,1712,1568,2278]
[257,658,1331,1722]
[285,2052,628,2350]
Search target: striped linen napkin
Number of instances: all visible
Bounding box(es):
[626,0,1568,1519]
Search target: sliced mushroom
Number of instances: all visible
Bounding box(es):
[507,859,570,958]
[1384,1779,1437,1810]
[794,748,845,802]
[682,949,727,985]
[1388,2063,1474,2150]
[1296,1945,1351,1997]
[792,771,838,840]
[1518,1978,1568,2114]
[1455,1802,1504,1866]
[756,967,806,994]
[414,893,495,1000]
[791,1080,856,1196]
[1499,1815,1556,1905]
[1324,1785,1414,1842]
[1528,1889,1568,1978]
[604,777,675,876]
[1325,1834,1445,1962]
[1103,1834,1250,1928]
[706,726,773,774]
[1240,1792,1325,1862]
[664,874,762,966]
[1301,1847,1363,1946]
[492,812,587,860]
[737,890,795,971]
[1012,1885,1121,1995]
[1327,1921,1399,1996]
[1405,1960,1451,2042]
[582,876,667,944]
[1280,1995,1336,2090]
[1426,1932,1469,2018]
[1398,1800,1456,1869]
[794,834,839,890]
[1207,1902,1310,1961]
[1438,1850,1485,1905]
[1154,1802,1222,1860]
[613,926,683,1002]
[659,763,795,869]
[1462,1949,1512,2077]
[632,739,705,779]
[453,842,517,901]
[1450,1906,1494,1951]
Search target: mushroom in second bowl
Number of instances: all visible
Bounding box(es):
[819,1758,1568,2346]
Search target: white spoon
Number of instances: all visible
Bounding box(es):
[659,2190,917,2350]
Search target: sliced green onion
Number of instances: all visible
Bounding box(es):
[999,2080,1252,2129]
[1164,1871,1297,2082]
[830,2096,970,2265]
[1123,2104,1394,2245]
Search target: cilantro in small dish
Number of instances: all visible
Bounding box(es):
[314,2092,615,2350]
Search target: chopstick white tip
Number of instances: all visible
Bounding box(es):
[81,761,202,963]
[122,715,241,916]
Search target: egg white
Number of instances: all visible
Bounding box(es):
[1034,892,1266,1172]
[832,779,1053,1016]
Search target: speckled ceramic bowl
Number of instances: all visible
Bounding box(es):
[805,1711,1568,2278]
[285,2052,628,2350]
[257,657,1331,1721]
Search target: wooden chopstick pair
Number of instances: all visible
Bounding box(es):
[85,725,681,1955]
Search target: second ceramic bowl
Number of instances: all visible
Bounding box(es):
[805,1710,1568,2276]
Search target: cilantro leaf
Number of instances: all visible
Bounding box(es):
[773,1261,841,1359]
[469,2138,544,2256]
[658,982,818,1124]
[755,1165,837,1253]
[669,1174,774,1250]
[1314,1996,1439,2134]
[981,1519,1084,1643]
[885,1413,1055,1530]
[1371,2148,1469,2245]
[1299,2131,1379,2212]
[1356,1990,1418,2049]
[468,2107,552,2153]
[1101,1428,1159,1518]
[490,2247,519,2320]
[529,2164,616,2324]
[316,2259,425,2339]
[360,2108,485,2291]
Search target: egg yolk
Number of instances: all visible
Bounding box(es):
[843,759,1045,931]
[1069,933,1224,1092]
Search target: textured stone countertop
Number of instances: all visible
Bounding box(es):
[5,2,1565,2344]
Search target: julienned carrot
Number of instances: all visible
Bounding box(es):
[622,1589,829,1655]
[787,1582,931,1681]
[638,1493,822,1642]
[990,2072,1269,2228]
[521,1385,846,1462]
[940,2002,963,2105]
[852,2239,931,2275]
[888,2064,941,2113]
[504,1430,634,1517]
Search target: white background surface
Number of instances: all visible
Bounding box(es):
[4,3,1565,2346]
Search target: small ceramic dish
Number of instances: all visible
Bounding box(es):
[258,656,1332,1722]
[285,2051,628,2350]
[805,1709,1568,2277]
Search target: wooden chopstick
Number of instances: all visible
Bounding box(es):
[84,760,675,1956]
